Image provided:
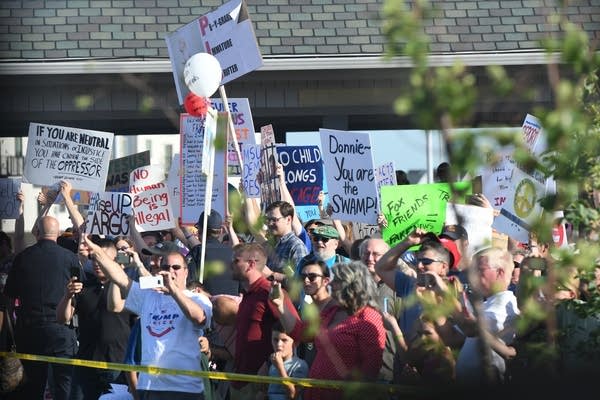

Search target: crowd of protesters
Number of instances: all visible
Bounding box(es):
[1,160,599,400]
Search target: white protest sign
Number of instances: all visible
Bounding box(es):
[445,203,494,255]
[165,0,263,104]
[211,98,256,176]
[492,167,546,243]
[319,129,378,224]
[180,112,225,225]
[167,154,181,221]
[132,184,176,232]
[481,149,516,210]
[129,165,166,195]
[24,123,113,192]
[241,143,261,198]
[522,113,547,156]
[352,222,381,240]
[0,178,21,219]
[85,192,133,236]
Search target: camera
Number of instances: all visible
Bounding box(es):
[416,273,436,288]
[525,257,547,271]
[115,252,132,265]
[139,275,164,289]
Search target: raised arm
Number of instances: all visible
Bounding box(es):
[84,235,132,296]
[375,228,425,291]
[59,180,85,232]
[276,163,303,236]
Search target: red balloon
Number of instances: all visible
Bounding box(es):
[184,92,209,117]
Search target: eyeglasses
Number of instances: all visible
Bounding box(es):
[300,273,323,282]
[312,235,330,243]
[117,246,129,251]
[417,258,444,266]
[160,264,184,271]
[266,216,285,223]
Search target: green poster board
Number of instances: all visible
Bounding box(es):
[381,182,472,246]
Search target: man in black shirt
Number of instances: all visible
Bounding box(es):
[57,237,133,400]
[4,216,79,400]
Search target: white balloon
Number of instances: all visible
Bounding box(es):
[183,53,223,97]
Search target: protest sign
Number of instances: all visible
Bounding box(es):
[166,154,181,221]
[492,166,546,243]
[352,222,381,240]
[277,145,323,206]
[129,165,166,195]
[165,0,263,104]
[105,151,151,192]
[24,122,113,192]
[374,161,397,191]
[319,129,378,224]
[522,113,547,156]
[380,182,471,246]
[132,184,176,232]
[258,126,280,209]
[445,203,494,255]
[85,192,133,236]
[180,112,225,225]
[0,178,21,219]
[241,143,261,198]
[211,98,255,176]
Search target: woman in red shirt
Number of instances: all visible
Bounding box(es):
[271,260,386,399]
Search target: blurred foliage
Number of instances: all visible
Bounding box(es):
[383,0,600,379]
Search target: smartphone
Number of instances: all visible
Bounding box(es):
[383,297,389,314]
[115,252,131,265]
[416,273,435,288]
[139,275,164,289]
[70,266,81,281]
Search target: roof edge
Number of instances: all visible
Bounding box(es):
[0,51,562,75]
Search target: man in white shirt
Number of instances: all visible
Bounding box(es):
[84,236,212,400]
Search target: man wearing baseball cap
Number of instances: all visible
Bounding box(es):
[440,224,469,273]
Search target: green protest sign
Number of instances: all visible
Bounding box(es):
[381,182,472,246]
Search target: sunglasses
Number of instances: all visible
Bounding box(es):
[160,264,184,271]
[312,235,331,243]
[417,258,443,266]
[300,273,323,282]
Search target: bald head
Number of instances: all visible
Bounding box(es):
[38,216,60,241]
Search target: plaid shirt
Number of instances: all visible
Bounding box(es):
[268,231,309,274]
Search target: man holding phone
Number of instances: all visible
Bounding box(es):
[83,235,213,399]
[57,237,133,400]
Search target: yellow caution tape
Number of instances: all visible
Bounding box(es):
[0,351,434,395]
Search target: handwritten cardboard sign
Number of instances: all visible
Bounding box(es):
[180,112,226,225]
[165,0,263,104]
[380,182,471,246]
[85,192,133,236]
[0,178,21,219]
[132,184,176,232]
[374,161,397,191]
[241,143,261,198]
[129,165,166,195]
[258,142,280,210]
[105,150,151,192]
[211,98,255,176]
[277,145,323,206]
[320,129,378,224]
[24,122,114,192]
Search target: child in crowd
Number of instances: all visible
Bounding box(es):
[259,321,308,400]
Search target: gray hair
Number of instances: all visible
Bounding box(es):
[331,261,379,314]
